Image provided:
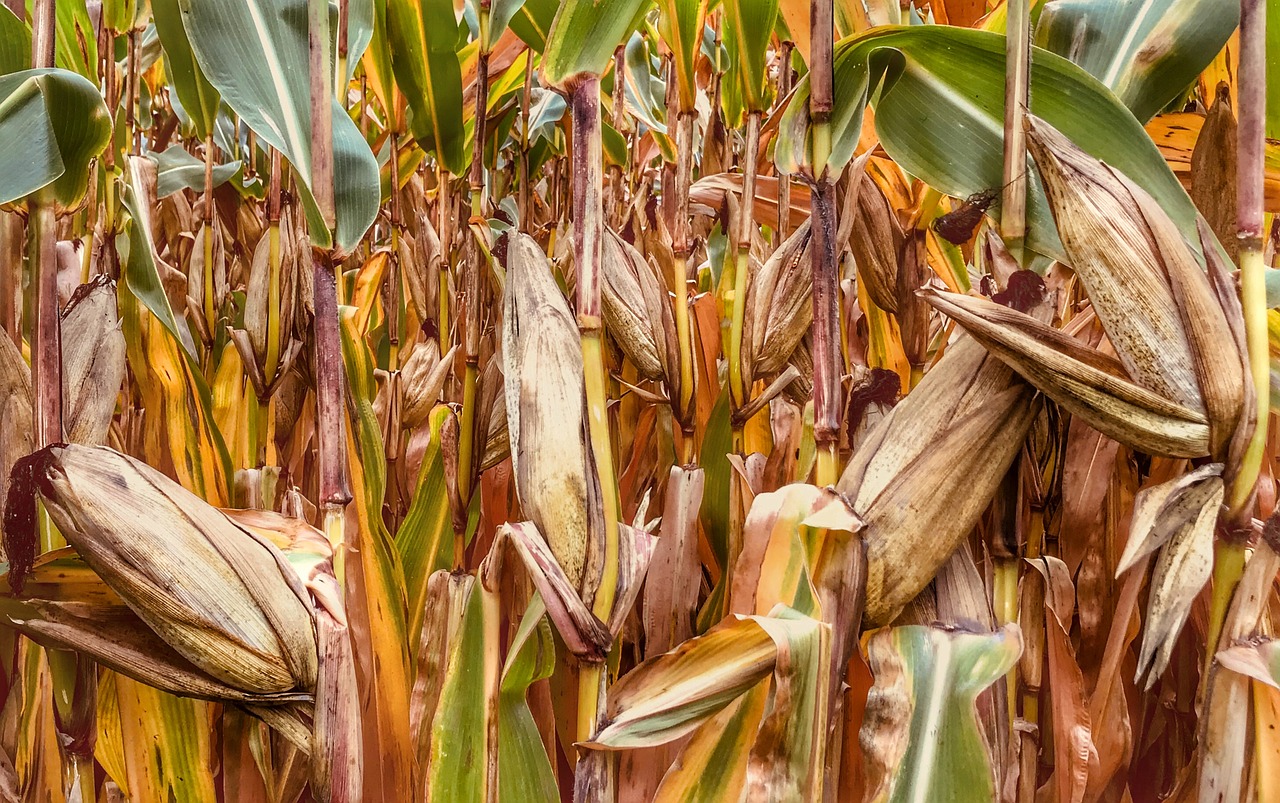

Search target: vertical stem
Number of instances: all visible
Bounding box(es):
[308,0,336,233]
[518,53,533,233]
[30,0,60,450]
[126,29,140,154]
[1000,0,1030,266]
[729,112,761,413]
[570,77,622,752]
[810,0,840,487]
[388,132,402,372]
[456,21,490,559]
[1230,0,1269,515]
[202,134,217,346]
[671,105,698,457]
[776,42,794,248]
[438,165,452,355]
[264,149,284,385]
[1211,0,1268,671]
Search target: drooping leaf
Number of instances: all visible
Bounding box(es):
[776,26,1200,263]
[180,0,379,251]
[386,0,466,175]
[723,0,778,118]
[153,0,221,139]
[149,144,241,198]
[1035,0,1238,123]
[0,68,111,208]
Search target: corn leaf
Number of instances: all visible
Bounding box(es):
[1035,0,1237,123]
[862,624,1023,803]
[723,0,778,116]
[0,68,110,208]
[386,0,466,175]
[153,0,220,139]
[541,0,650,88]
[498,599,559,803]
[179,0,379,252]
[776,26,1199,263]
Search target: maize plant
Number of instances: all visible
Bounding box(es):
[2,0,1280,800]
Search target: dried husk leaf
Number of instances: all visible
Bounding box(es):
[0,335,33,547]
[15,444,318,696]
[1115,464,1224,576]
[503,232,598,589]
[602,228,678,383]
[849,168,904,314]
[1136,474,1221,686]
[921,289,1211,458]
[60,277,126,446]
[839,337,1040,624]
[1189,84,1237,264]
[401,344,455,430]
[1026,116,1203,413]
[744,221,813,385]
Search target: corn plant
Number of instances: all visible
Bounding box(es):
[0,0,1278,801]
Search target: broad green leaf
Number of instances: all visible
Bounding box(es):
[149,145,241,198]
[424,573,489,801]
[180,0,379,251]
[396,404,456,652]
[121,156,199,357]
[338,307,416,798]
[508,0,558,53]
[0,7,30,74]
[863,624,1023,803]
[700,390,732,571]
[656,0,708,113]
[723,0,777,116]
[777,26,1200,262]
[1035,0,1237,123]
[486,0,527,53]
[498,599,559,803]
[344,0,375,84]
[153,0,220,139]
[541,0,650,88]
[651,685,770,801]
[386,0,466,175]
[38,0,97,79]
[0,69,111,208]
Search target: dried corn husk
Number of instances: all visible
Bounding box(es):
[602,228,678,384]
[503,232,600,589]
[840,337,1040,624]
[4,444,317,698]
[60,277,126,446]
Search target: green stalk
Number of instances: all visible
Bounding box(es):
[569,76,622,751]
[728,112,761,414]
[1212,0,1268,662]
[264,149,284,384]
[457,6,491,559]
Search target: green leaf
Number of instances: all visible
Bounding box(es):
[508,0,558,53]
[344,0,375,84]
[777,26,1199,262]
[723,0,777,116]
[153,0,221,139]
[387,0,466,175]
[396,405,456,653]
[121,157,199,357]
[179,0,379,252]
[656,0,708,113]
[863,624,1023,803]
[1035,0,1237,123]
[424,573,488,801]
[486,0,527,52]
[541,0,650,88]
[498,599,559,803]
[0,69,111,208]
[0,7,31,75]
[149,145,241,198]
[40,0,97,80]
[699,390,732,572]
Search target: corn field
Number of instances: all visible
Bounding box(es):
[0,0,1277,800]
